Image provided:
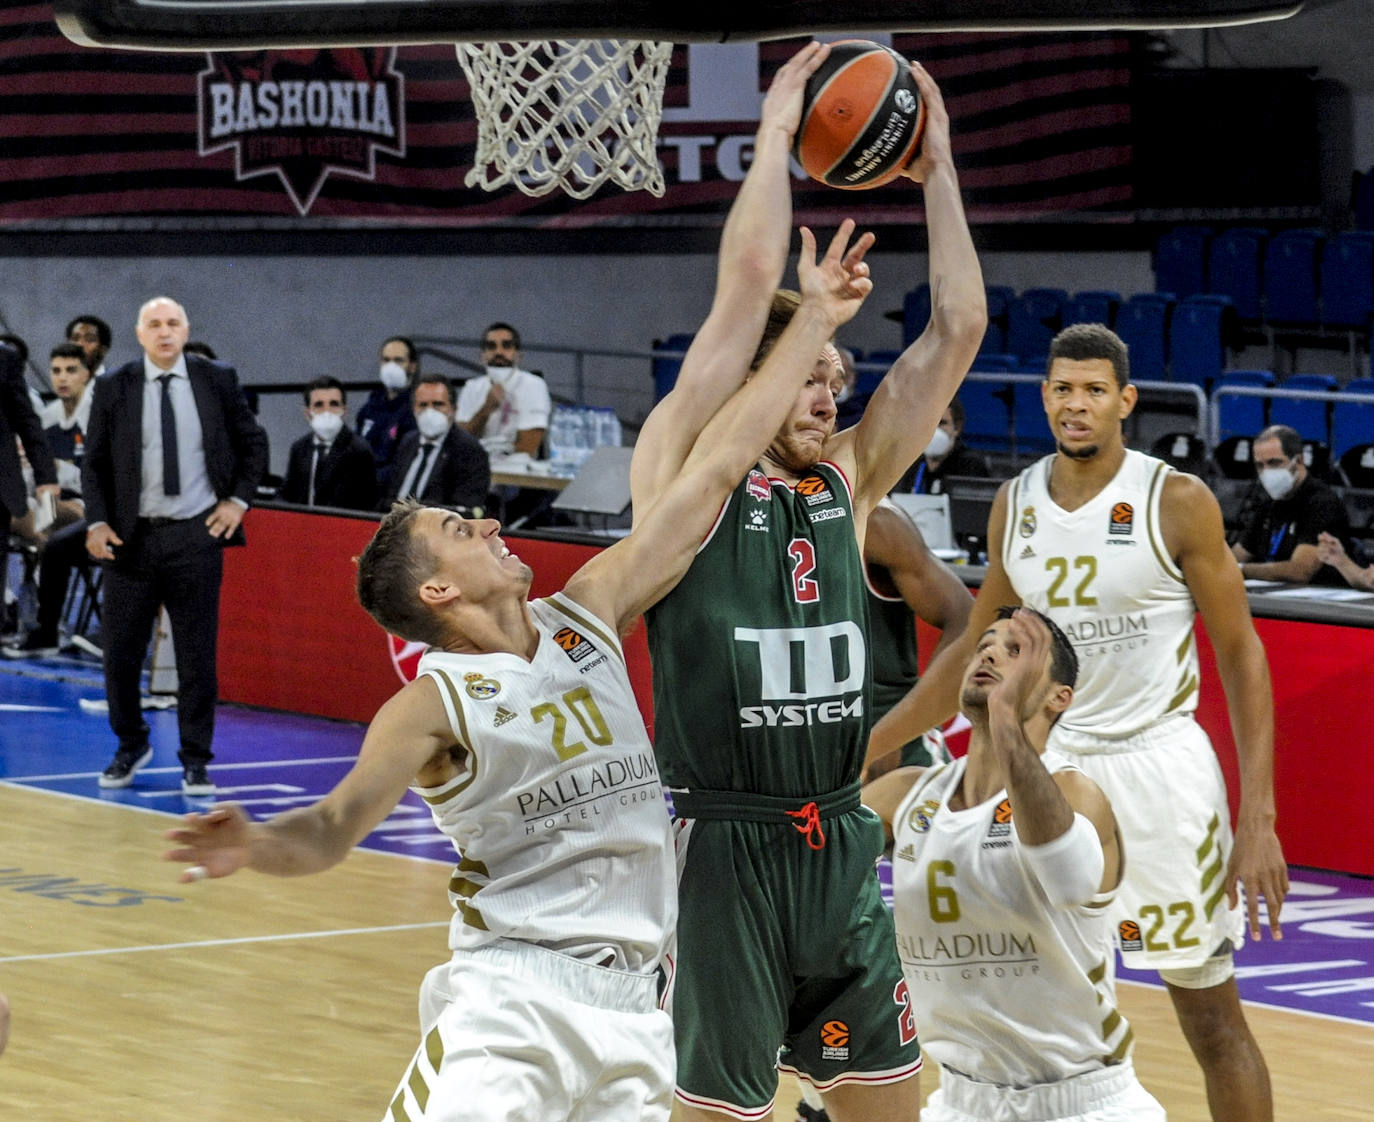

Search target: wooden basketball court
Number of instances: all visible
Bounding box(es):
[1,778,1369,1120]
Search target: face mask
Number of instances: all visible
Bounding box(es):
[309,411,344,442]
[924,427,953,460]
[1258,464,1296,501]
[416,407,450,440]
[486,365,515,387]
[379,361,408,391]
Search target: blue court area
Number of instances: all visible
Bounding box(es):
[4,658,1374,1028]
[0,659,456,861]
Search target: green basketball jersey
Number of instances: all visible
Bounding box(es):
[866,577,918,721]
[646,462,871,798]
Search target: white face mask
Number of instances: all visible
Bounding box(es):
[309,411,344,442]
[486,365,516,387]
[924,427,953,460]
[1258,464,1297,501]
[415,407,450,440]
[379,361,408,391]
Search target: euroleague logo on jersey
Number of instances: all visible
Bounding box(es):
[554,626,598,663]
[1118,919,1144,952]
[1109,501,1135,536]
[796,475,834,506]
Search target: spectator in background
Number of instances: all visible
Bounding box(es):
[832,346,868,431]
[1,337,58,561]
[83,296,268,797]
[1231,424,1350,585]
[67,315,112,377]
[280,376,378,511]
[356,335,419,484]
[457,322,551,460]
[894,394,990,494]
[1316,531,1374,590]
[381,373,489,514]
[4,345,95,658]
[0,333,44,414]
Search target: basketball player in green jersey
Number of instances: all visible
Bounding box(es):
[631,45,986,1122]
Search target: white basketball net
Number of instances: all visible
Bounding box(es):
[455,39,673,199]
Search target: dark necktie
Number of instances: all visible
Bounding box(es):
[309,441,326,505]
[409,442,435,498]
[158,373,180,496]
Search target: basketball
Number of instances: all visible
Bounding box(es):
[795,41,926,190]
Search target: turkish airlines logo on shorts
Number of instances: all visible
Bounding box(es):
[1118,919,1144,952]
[819,1019,850,1061]
[198,48,406,215]
[1109,501,1134,536]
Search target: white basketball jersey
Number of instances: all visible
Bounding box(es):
[1003,450,1199,740]
[413,592,675,974]
[890,755,1133,1087]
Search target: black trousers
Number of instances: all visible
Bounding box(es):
[34,518,88,639]
[101,516,224,766]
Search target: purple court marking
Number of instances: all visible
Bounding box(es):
[4,662,1373,1026]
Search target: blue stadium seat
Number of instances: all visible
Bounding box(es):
[857,349,902,395]
[901,283,931,348]
[1062,289,1121,328]
[1263,228,1324,327]
[651,332,695,401]
[1320,231,1374,331]
[1005,287,1067,364]
[1214,369,1274,441]
[1114,293,1173,382]
[1011,378,1055,456]
[958,372,1013,451]
[1270,372,1336,443]
[980,285,1016,357]
[1154,226,1212,299]
[1169,294,1235,389]
[1209,227,1268,322]
[1331,378,1374,457]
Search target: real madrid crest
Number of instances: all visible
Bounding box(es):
[464,671,501,700]
[1018,505,1037,538]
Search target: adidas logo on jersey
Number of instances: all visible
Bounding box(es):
[1019,545,1035,559]
[896,844,917,862]
[493,706,517,727]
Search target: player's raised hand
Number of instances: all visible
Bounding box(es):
[987,609,1055,724]
[760,40,830,141]
[900,61,952,184]
[797,219,876,328]
[164,805,254,882]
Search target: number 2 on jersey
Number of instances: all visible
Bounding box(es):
[531,686,613,761]
[789,538,819,603]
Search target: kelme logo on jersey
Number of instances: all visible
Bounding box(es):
[1109,501,1135,536]
[1019,506,1037,538]
[553,627,597,663]
[464,672,501,700]
[1118,919,1144,953]
[819,1020,850,1061]
[796,474,834,506]
[746,469,771,503]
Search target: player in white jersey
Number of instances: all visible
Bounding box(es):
[868,323,1285,1121]
[160,171,880,1120]
[865,606,1164,1121]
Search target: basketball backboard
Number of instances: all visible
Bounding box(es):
[55,0,1302,51]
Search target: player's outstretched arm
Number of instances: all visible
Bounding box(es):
[836,62,986,518]
[631,41,836,518]
[1165,473,1287,940]
[573,222,873,632]
[866,482,1017,774]
[862,766,927,845]
[164,677,456,882]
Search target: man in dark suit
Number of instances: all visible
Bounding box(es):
[82,297,268,797]
[1,340,58,553]
[380,373,489,514]
[280,376,378,511]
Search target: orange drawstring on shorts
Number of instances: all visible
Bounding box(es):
[786,801,826,850]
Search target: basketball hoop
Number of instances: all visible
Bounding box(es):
[455,39,673,199]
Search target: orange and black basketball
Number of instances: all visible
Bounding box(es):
[795,41,926,190]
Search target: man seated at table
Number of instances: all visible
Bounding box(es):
[381,373,490,515]
[456,322,551,461]
[1230,424,1350,585]
[280,376,378,512]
